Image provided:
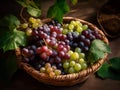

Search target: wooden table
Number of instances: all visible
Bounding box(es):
[0,0,120,90]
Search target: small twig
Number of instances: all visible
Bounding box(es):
[20,7,27,23]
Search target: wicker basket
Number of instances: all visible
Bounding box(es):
[16,17,109,86]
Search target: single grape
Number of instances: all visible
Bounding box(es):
[63,61,69,69]
[54,70,61,75]
[49,72,55,78]
[75,47,81,53]
[81,63,87,70]
[70,60,76,67]
[82,25,88,30]
[74,63,81,72]
[78,58,85,64]
[68,67,75,74]
[21,23,28,29]
[70,52,79,60]
[46,67,53,73]
[40,67,46,73]
[26,28,32,36]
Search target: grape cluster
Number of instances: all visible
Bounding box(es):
[40,63,62,77]
[63,49,87,74]
[21,18,104,76]
[63,21,103,53]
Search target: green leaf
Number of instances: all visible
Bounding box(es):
[71,0,78,5]
[109,57,120,70]
[27,6,41,17]
[47,5,63,23]
[56,0,70,14]
[0,28,27,52]
[16,0,27,7]
[87,39,111,63]
[91,39,111,53]
[0,15,20,30]
[16,0,41,17]
[47,0,70,23]
[97,57,120,80]
[97,63,110,78]
[0,51,18,83]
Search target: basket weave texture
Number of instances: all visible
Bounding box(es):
[16,17,108,86]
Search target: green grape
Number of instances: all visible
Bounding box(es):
[70,52,79,60]
[81,63,87,70]
[29,17,36,24]
[74,63,81,72]
[68,24,74,30]
[79,53,85,58]
[32,23,39,28]
[68,67,75,74]
[62,29,68,34]
[63,61,70,69]
[70,21,76,26]
[40,67,46,73]
[76,21,82,27]
[82,24,88,30]
[76,27,83,33]
[75,47,81,54]
[21,23,28,29]
[54,70,61,75]
[36,19,41,23]
[26,28,32,36]
[70,60,76,67]
[68,50,73,56]
[78,58,85,64]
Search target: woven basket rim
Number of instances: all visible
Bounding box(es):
[16,17,109,86]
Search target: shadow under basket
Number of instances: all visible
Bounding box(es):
[16,17,109,86]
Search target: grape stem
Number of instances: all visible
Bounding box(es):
[20,7,27,23]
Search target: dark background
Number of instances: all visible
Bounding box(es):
[0,0,120,90]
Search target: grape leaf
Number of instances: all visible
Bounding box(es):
[47,5,63,23]
[0,28,27,52]
[71,0,78,5]
[0,51,18,83]
[97,63,110,78]
[87,39,111,63]
[56,0,70,14]
[97,57,120,80]
[27,6,41,17]
[47,0,70,23]
[91,39,111,53]
[109,57,120,71]
[16,0,41,17]
[0,15,20,30]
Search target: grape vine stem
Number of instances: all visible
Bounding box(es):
[20,7,27,23]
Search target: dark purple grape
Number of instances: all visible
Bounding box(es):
[57,63,62,69]
[83,46,89,52]
[51,50,58,57]
[22,48,29,57]
[79,42,85,47]
[79,35,86,41]
[64,53,70,59]
[72,32,79,39]
[55,56,61,63]
[82,30,89,36]
[84,39,90,46]
[72,42,78,47]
